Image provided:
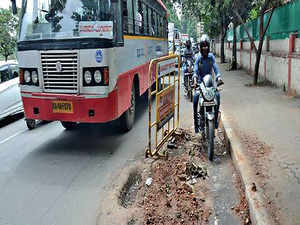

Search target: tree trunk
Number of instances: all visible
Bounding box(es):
[220,35,225,63]
[254,37,264,85]
[231,21,237,70]
[254,13,266,85]
[5,55,8,62]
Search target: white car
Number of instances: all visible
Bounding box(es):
[0,63,24,120]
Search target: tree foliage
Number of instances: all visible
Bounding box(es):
[0,8,19,61]
[162,0,181,29]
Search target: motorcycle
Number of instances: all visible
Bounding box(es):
[183,57,194,102]
[194,74,224,161]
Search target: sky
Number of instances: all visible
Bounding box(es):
[0,0,22,9]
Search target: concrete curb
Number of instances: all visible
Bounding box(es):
[220,111,275,225]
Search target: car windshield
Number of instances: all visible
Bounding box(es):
[19,0,113,41]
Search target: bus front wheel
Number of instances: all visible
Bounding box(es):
[120,85,136,132]
[25,119,36,130]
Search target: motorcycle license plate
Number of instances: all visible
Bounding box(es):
[52,101,73,114]
[203,102,216,107]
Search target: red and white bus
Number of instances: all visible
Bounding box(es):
[15,0,168,130]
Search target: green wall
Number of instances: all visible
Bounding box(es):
[227,0,300,42]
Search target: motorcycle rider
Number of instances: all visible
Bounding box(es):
[182,40,194,88]
[192,37,223,133]
[183,40,194,65]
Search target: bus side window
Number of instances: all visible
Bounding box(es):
[150,10,155,36]
[137,0,144,34]
[133,0,142,34]
[153,11,157,37]
[126,0,134,34]
[122,0,128,34]
[148,7,152,36]
[159,15,162,37]
[142,3,148,35]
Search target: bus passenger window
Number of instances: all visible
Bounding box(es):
[137,1,144,34]
[148,7,152,36]
[127,0,134,34]
[142,3,148,35]
[150,10,155,36]
[123,0,128,33]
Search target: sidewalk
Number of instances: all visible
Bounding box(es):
[218,59,300,225]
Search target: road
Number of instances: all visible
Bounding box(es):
[0,75,243,225]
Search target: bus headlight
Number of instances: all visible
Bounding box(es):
[32,70,38,84]
[84,70,92,84]
[24,70,31,83]
[94,70,102,84]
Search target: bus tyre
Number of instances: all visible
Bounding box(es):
[26,119,36,130]
[61,121,77,130]
[120,85,136,132]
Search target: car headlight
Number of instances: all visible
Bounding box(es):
[84,70,92,84]
[32,70,38,84]
[24,70,31,83]
[94,70,102,84]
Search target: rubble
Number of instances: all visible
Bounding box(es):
[186,157,208,180]
[251,183,257,192]
[183,182,194,193]
[145,178,153,187]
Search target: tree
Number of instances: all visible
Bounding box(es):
[232,0,283,85]
[175,0,231,63]
[162,0,181,30]
[216,0,232,63]
[0,8,18,61]
[230,0,252,70]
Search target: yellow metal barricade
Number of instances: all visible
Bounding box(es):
[146,55,181,158]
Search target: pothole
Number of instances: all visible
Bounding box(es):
[119,169,142,208]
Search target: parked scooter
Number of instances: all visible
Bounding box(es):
[194,74,224,161]
[183,57,194,102]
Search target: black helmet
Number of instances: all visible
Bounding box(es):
[186,40,191,49]
[200,35,210,57]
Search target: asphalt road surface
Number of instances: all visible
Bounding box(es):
[0,74,242,225]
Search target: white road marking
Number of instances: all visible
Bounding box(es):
[0,129,27,145]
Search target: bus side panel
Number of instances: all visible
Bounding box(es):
[112,37,167,117]
[115,61,149,117]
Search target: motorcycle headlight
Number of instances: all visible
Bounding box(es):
[24,70,31,83]
[32,70,38,84]
[94,70,102,84]
[84,70,92,84]
[203,88,215,101]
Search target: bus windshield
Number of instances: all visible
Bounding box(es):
[19,0,117,41]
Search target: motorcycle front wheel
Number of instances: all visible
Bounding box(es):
[207,119,215,161]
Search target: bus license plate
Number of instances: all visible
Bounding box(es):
[52,101,73,114]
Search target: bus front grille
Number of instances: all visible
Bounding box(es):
[41,52,78,93]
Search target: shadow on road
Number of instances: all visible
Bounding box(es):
[0,113,24,129]
[12,93,150,185]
